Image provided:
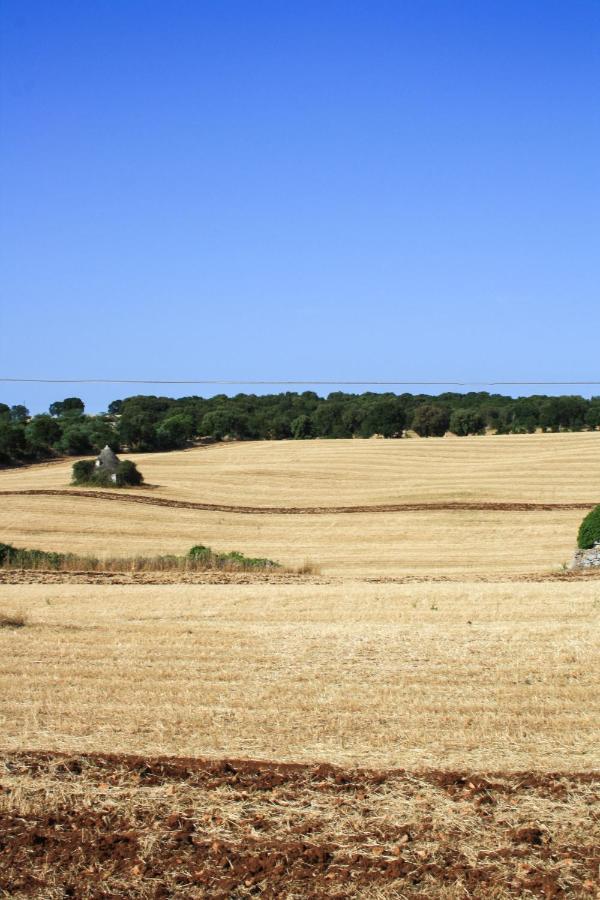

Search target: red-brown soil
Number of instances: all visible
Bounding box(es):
[0,488,595,515]
[1,752,598,898]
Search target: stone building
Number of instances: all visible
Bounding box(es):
[95,445,120,483]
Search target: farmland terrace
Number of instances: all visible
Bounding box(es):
[1,433,599,897]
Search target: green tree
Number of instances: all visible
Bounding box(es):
[449,408,486,436]
[59,426,94,456]
[291,415,313,439]
[49,397,85,417]
[359,398,406,438]
[25,415,62,449]
[0,422,27,464]
[200,409,249,441]
[156,414,195,449]
[585,399,600,430]
[10,405,29,423]
[411,404,450,437]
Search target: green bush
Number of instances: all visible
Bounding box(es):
[188,544,279,569]
[71,460,96,484]
[72,458,143,487]
[0,543,70,569]
[115,460,143,486]
[0,543,16,564]
[577,505,600,549]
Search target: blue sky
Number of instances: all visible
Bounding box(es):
[1,0,598,413]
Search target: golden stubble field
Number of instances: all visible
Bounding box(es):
[1,432,599,770]
[2,434,600,897]
[1,430,599,505]
[1,431,599,575]
[1,581,599,770]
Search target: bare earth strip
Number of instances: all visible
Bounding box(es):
[1,569,600,585]
[0,488,595,514]
[1,752,598,898]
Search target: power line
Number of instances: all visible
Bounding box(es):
[1,378,600,387]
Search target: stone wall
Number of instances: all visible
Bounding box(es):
[571,543,600,569]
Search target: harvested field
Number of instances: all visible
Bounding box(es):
[1,432,599,506]
[0,493,586,575]
[1,582,598,770]
[2,434,599,896]
[1,751,598,898]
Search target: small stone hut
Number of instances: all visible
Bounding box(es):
[95,445,120,483]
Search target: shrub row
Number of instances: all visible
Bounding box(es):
[0,543,280,572]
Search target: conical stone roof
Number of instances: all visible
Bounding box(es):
[96,445,120,472]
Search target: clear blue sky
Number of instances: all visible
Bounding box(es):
[1,0,598,413]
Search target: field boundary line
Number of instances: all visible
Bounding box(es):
[0,489,595,515]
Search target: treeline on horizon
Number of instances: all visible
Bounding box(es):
[1,391,599,467]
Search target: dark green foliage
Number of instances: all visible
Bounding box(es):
[0,542,280,572]
[291,414,313,439]
[115,459,143,486]
[200,409,250,441]
[156,414,195,449]
[577,505,600,550]
[449,408,486,436]
[0,542,70,569]
[60,426,94,456]
[72,457,143,487]
[49,397,85,417]
[71,460,96,484]
[2,390,600,469]
[359,398,406,438]
[411,404,450,437]
[25,415,62,449]
[10,405,29,422]
[0,543,15,564]
[539,396,588,432]
[0,422,27,464]
[188,544,279,569]
[586,399,600,430]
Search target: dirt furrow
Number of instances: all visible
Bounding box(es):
[1,752,598,898]
[0,488,596,515]
[1,568,599,585]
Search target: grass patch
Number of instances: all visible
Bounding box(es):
[0,542,292,573]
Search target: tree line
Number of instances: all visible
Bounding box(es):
[1,391,599,467]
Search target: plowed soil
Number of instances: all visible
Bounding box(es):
[1,568,599,585]
[0,488,595,515]
[1,752,598,899]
